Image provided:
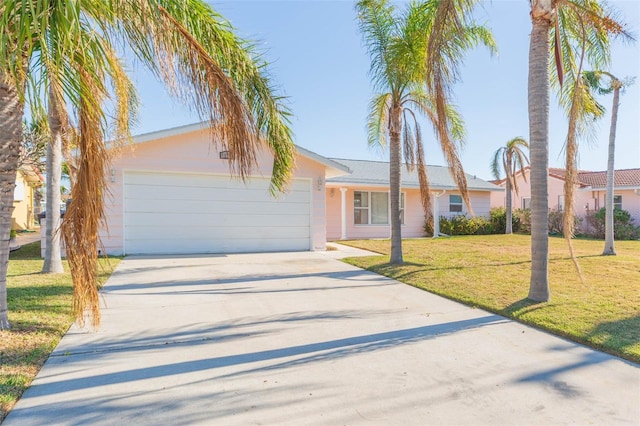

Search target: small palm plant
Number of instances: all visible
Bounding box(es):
[491,137,530,234]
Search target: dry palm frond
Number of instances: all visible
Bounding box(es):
[61,80,107,328]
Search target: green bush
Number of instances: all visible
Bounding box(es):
[489,207,521,234]
[427,214,494,236]
[548,210,583,236]
[513,208,531,234]
[585,208,640,240]
[10,229,16,239]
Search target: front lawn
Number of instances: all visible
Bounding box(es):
[340,235,639,363]
[0,242,120,422]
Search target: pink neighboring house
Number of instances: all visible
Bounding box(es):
[490,166,640,227]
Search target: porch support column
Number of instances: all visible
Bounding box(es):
[433,190,446,238]
[340,187,348,240]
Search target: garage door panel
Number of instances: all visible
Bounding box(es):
[124,171,311,255]
[124,197,310,215]
[126,225,309,241]
[125,237,310,255]
[125,211,311,228]
[125,172,310,191]
[125,185,310,205]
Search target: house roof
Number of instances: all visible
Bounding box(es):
[128,122,350,177]
[495,166,640,189]
[577,169,640,188]
[326,158,502,191]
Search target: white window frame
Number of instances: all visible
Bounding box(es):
[354,191,404,225]
[522,197,531,210]
[449,194,463,213]
[613,195,622,210]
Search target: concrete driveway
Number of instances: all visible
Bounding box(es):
[5,249,639,425]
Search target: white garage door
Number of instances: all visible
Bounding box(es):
[123,171,311,255]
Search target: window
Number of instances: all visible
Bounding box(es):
[522,197,531,210]
[614,195,622,210]
[354,191,369,224]
[354,191,404,225]
[558,195,565,212]
[449,194,463,213]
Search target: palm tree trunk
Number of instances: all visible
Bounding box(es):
[389,106,403,264]
[527,14,551,302]
[42,87,64,273]
[0,71,27,329]
[603,84,620,255]
[505,176,513,234]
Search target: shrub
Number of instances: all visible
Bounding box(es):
[548,210,583,236]
[489,207,521,234]
[513,208,531,234]
[585,208,640,240]
[428,214,494,236]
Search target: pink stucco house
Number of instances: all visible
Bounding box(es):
[96,123,501,255]
[490,166,640,228]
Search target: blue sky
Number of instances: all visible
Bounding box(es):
[131,0,639,180]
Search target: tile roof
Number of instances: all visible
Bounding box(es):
[326,158,502,191]
[578,169,640,188]
[494,166,640,188]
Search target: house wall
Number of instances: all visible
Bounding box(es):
[580,189,640,224]
[101,129,327,255]
[12,172,36,230]
[326,185,493,241]
[491,169,570,211]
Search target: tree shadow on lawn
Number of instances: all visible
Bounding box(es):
[585,314,640,362]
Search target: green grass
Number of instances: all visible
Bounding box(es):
[0,242,120,422]
[340,235,640,364]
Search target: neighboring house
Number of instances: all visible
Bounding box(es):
[12,166,44,230]
[99,123,349,256]
[326,159,503,241]
[490,166,640,226]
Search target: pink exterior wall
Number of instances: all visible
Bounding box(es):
[101,128,328,255]
[326,185,493,241]
[578,189,640,223]
[490,169,640,228]
[491,169,569,211]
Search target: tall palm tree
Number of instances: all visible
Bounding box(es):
[491,137,529,234]
[584,71,632,255]
[356,0,495,264]
[0,0,296,329]
[526,0,627,302]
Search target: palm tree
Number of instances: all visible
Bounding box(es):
[0,0,296,329]
[491,137,529,234]
[583,71,633,256]
[526,0,627,302]
[356,0,495,264]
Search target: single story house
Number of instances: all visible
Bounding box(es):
[91,123,502,256]
[325,159,502,240]
[13,165,44,230]
[490,166,640,226]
